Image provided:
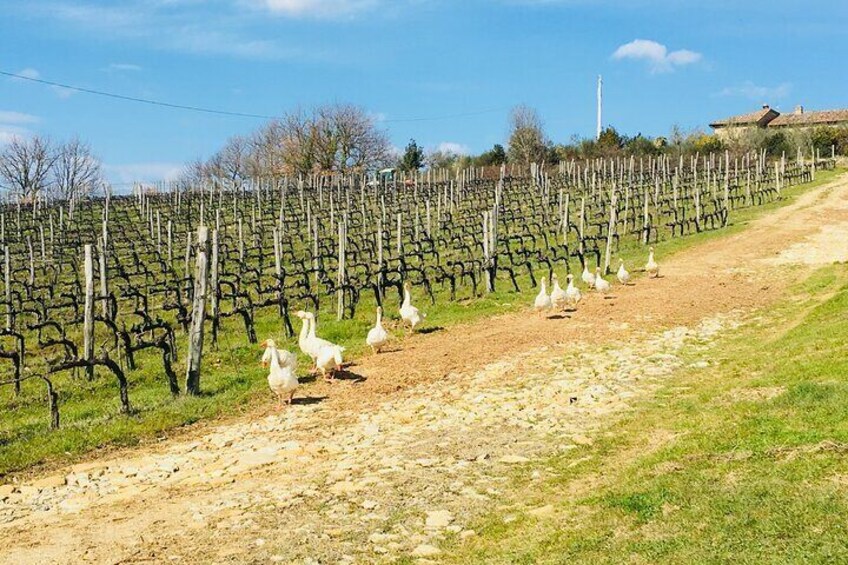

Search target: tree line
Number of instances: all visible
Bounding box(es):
[3,101,845,199]
[399,108,848,174]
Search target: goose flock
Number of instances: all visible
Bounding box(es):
[259,284,428,407]
[260,249,659,407]
[536,249,660,315]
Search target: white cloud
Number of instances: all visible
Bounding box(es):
[0,126,30,145]
[435,142,470,155]
[612,39,702,73]
[253,0,379,18]
[0,111,40,145]
[717,81,792,100]
[103,162,185,185]
[11,68,40,81]
[19,2,309,60]
[104,63,143,72]
[51,85,76,99]
[0,111,40,125]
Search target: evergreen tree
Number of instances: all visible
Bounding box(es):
[399,139,425,172]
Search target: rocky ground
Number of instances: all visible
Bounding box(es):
[1,171,846,564]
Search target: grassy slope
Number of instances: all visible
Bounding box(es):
[441,250,848,562]
[0,168,844,478]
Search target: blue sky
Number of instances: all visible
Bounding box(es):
[1,0,846,185]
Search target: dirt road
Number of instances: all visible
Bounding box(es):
[2,172,847,564]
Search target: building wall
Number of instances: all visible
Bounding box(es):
[713,126,758,142]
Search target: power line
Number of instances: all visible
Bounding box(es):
[1,69,278,119]
[1,69,506,123]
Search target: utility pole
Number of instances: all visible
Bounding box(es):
[597,75,603,140]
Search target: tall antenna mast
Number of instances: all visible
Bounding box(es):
[596,75,603,140]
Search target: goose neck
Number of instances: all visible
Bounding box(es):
[298,317,310,343]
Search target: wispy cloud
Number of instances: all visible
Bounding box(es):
[435,142,470,155]
[0,111,40,145]
[11,68,41,81]
[103,162,185,185]
[0,111,40,125]
[51,86,76,99]
[369,111,388,123]
[103,63,143,72]
[612,39,702,73]
[8,68,78,99]
[251,0,380,19]
[17,2,312,60]
[717,81,792,100]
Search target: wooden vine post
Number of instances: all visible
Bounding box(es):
[603,191,618,275]
[210,229,220,342]
[482,211,492,293]
[337,219,346,321]
[83,244,95,380]
[185,226,210,396]
[4,246,11,330]
[273,227,282,312]
[99,237,110,318]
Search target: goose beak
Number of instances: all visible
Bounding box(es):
[260,339,269,348]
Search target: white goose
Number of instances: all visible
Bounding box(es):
[594,267,611,295]
[400,282,425,333]
[260,339,299,408]
[295,311,345,379]
[296,310,313,361]
[366,306,389,353]
[645,247,659,278]
[617,259,631,285]
[534,276,552,315]
[550,273,568,310]
[314,342,344,381]
[261,338,298,371]
[581,263,596,289]
[564,273,582,309]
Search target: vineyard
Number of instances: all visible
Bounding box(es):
[0,152,834,474]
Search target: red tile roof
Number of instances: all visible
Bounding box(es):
[768,109,848,127]
[710,107,779,128]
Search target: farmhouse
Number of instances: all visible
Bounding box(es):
[710,104,848,140]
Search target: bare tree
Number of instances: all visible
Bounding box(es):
[250,121,287,178]
[326,104,391,172]
[0,135,57,200]
[209,135,251,183]
[176,158,210,189]
[426,148,461,170]
[53,138,103,200]
[188,103,392,179]
[507,105,549,166]
[279,109,317,175]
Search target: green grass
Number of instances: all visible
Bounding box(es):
[443,262,848,564]
[0,168,844,478]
